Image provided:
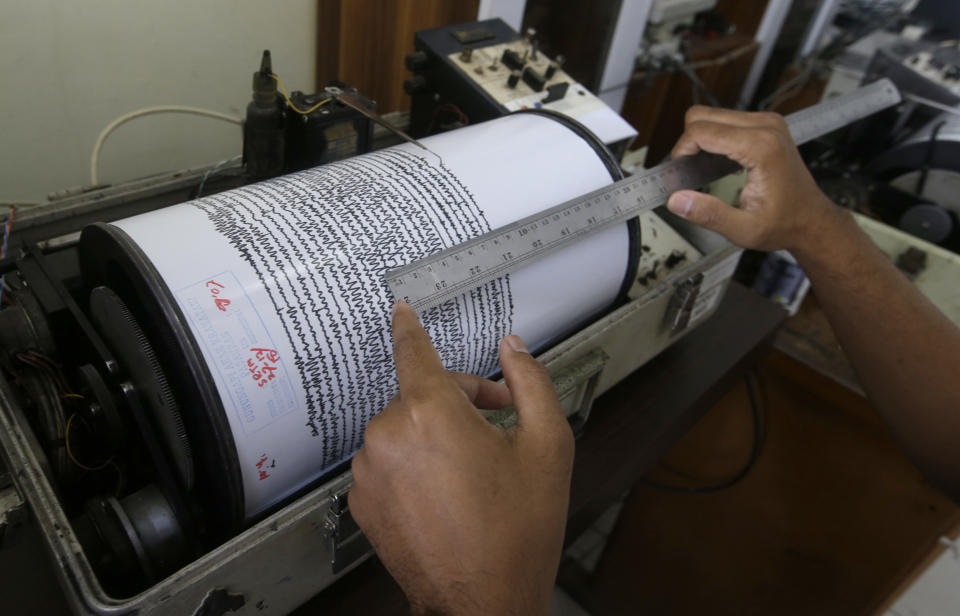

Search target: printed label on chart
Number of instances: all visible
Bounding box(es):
[178,270,297,435]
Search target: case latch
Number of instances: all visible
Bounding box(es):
[664,272,704,334]
[553,349,608,436]
[323,487,372,574]
[483,349,608,436]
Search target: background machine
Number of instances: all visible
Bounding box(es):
[0,17,908,616]
[403,18,638,157]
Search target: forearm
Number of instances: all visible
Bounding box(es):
[408,576,549,616]
[793,202,960,498]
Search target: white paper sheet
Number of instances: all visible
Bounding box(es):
[112,113,631,517]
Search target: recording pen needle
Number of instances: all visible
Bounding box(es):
[331,89,432,153]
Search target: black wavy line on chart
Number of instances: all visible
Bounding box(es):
[195,190,340,453]
[192,148,514,469]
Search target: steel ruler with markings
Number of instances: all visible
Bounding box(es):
[386,79,902,311]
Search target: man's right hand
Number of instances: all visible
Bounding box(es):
[349,302,574,615]
[666,106,849,255]
[665,106,960,503]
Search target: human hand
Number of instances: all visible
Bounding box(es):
[349,301,575,616]
[666,106,847,254]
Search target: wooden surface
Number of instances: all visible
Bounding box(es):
[589,350,960,615]
[620,0,768,165]
[713,0,770,40]
[296,282,787,613]
[775,292,862,394]
[622,33,760,166]
[564,281,785,540]
[521,0,624,92]
[620,70,674,158]
[767,63,827,114]
[316,0,480,114]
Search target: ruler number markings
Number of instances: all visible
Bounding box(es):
[388,80,901,311]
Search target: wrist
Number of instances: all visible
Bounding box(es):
[410,590,548,616]
[407,570,551,616]
[787,196,856,267]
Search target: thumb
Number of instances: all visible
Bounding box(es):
[667,190,751,244]
[499,335,569,442]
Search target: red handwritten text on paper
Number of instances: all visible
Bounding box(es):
[248,347,280,388]
[255,453,276,480]
[205,280,231,312]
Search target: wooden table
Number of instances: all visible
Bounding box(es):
[304,282,787,614]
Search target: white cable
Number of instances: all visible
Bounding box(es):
[90,106,243,185]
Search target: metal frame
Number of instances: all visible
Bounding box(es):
[738,0,794,109]
[597,0,654,112]
[0,213,740,614]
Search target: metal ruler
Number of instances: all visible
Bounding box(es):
[386,79,902,311]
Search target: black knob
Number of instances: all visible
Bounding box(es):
[502,48,525,71]
[522,67,546,92]
[507,70,521,88]
[405,51,428,71]
[403,75,427,95]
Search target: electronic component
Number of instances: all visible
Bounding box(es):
[243,51,285,179]
[863,38,960,107]
[501,48,525,71]
[522,66,547,92]
[901,41,960,97]
[243,50,375,181]
[404,18,637,156]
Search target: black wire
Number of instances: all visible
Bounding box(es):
[675,60,720,107]
[917,121,947,196]
[758,6,905,111]
[641,370,766,494]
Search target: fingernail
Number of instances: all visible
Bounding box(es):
[392,300,408,316]
[668,193,694,217]
[504,335,528,353]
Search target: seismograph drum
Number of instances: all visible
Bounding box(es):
[79,111,639,529]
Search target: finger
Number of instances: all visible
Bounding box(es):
[684,106,786,130]
[670,122,767,167]
[392,301,449,399]
[667,190,753,245]
[448,372,512,410]
[498,335,566,439]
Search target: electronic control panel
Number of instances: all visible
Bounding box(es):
[446,40,608,119]
[406,19,637,152]
[902,40,960,96]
